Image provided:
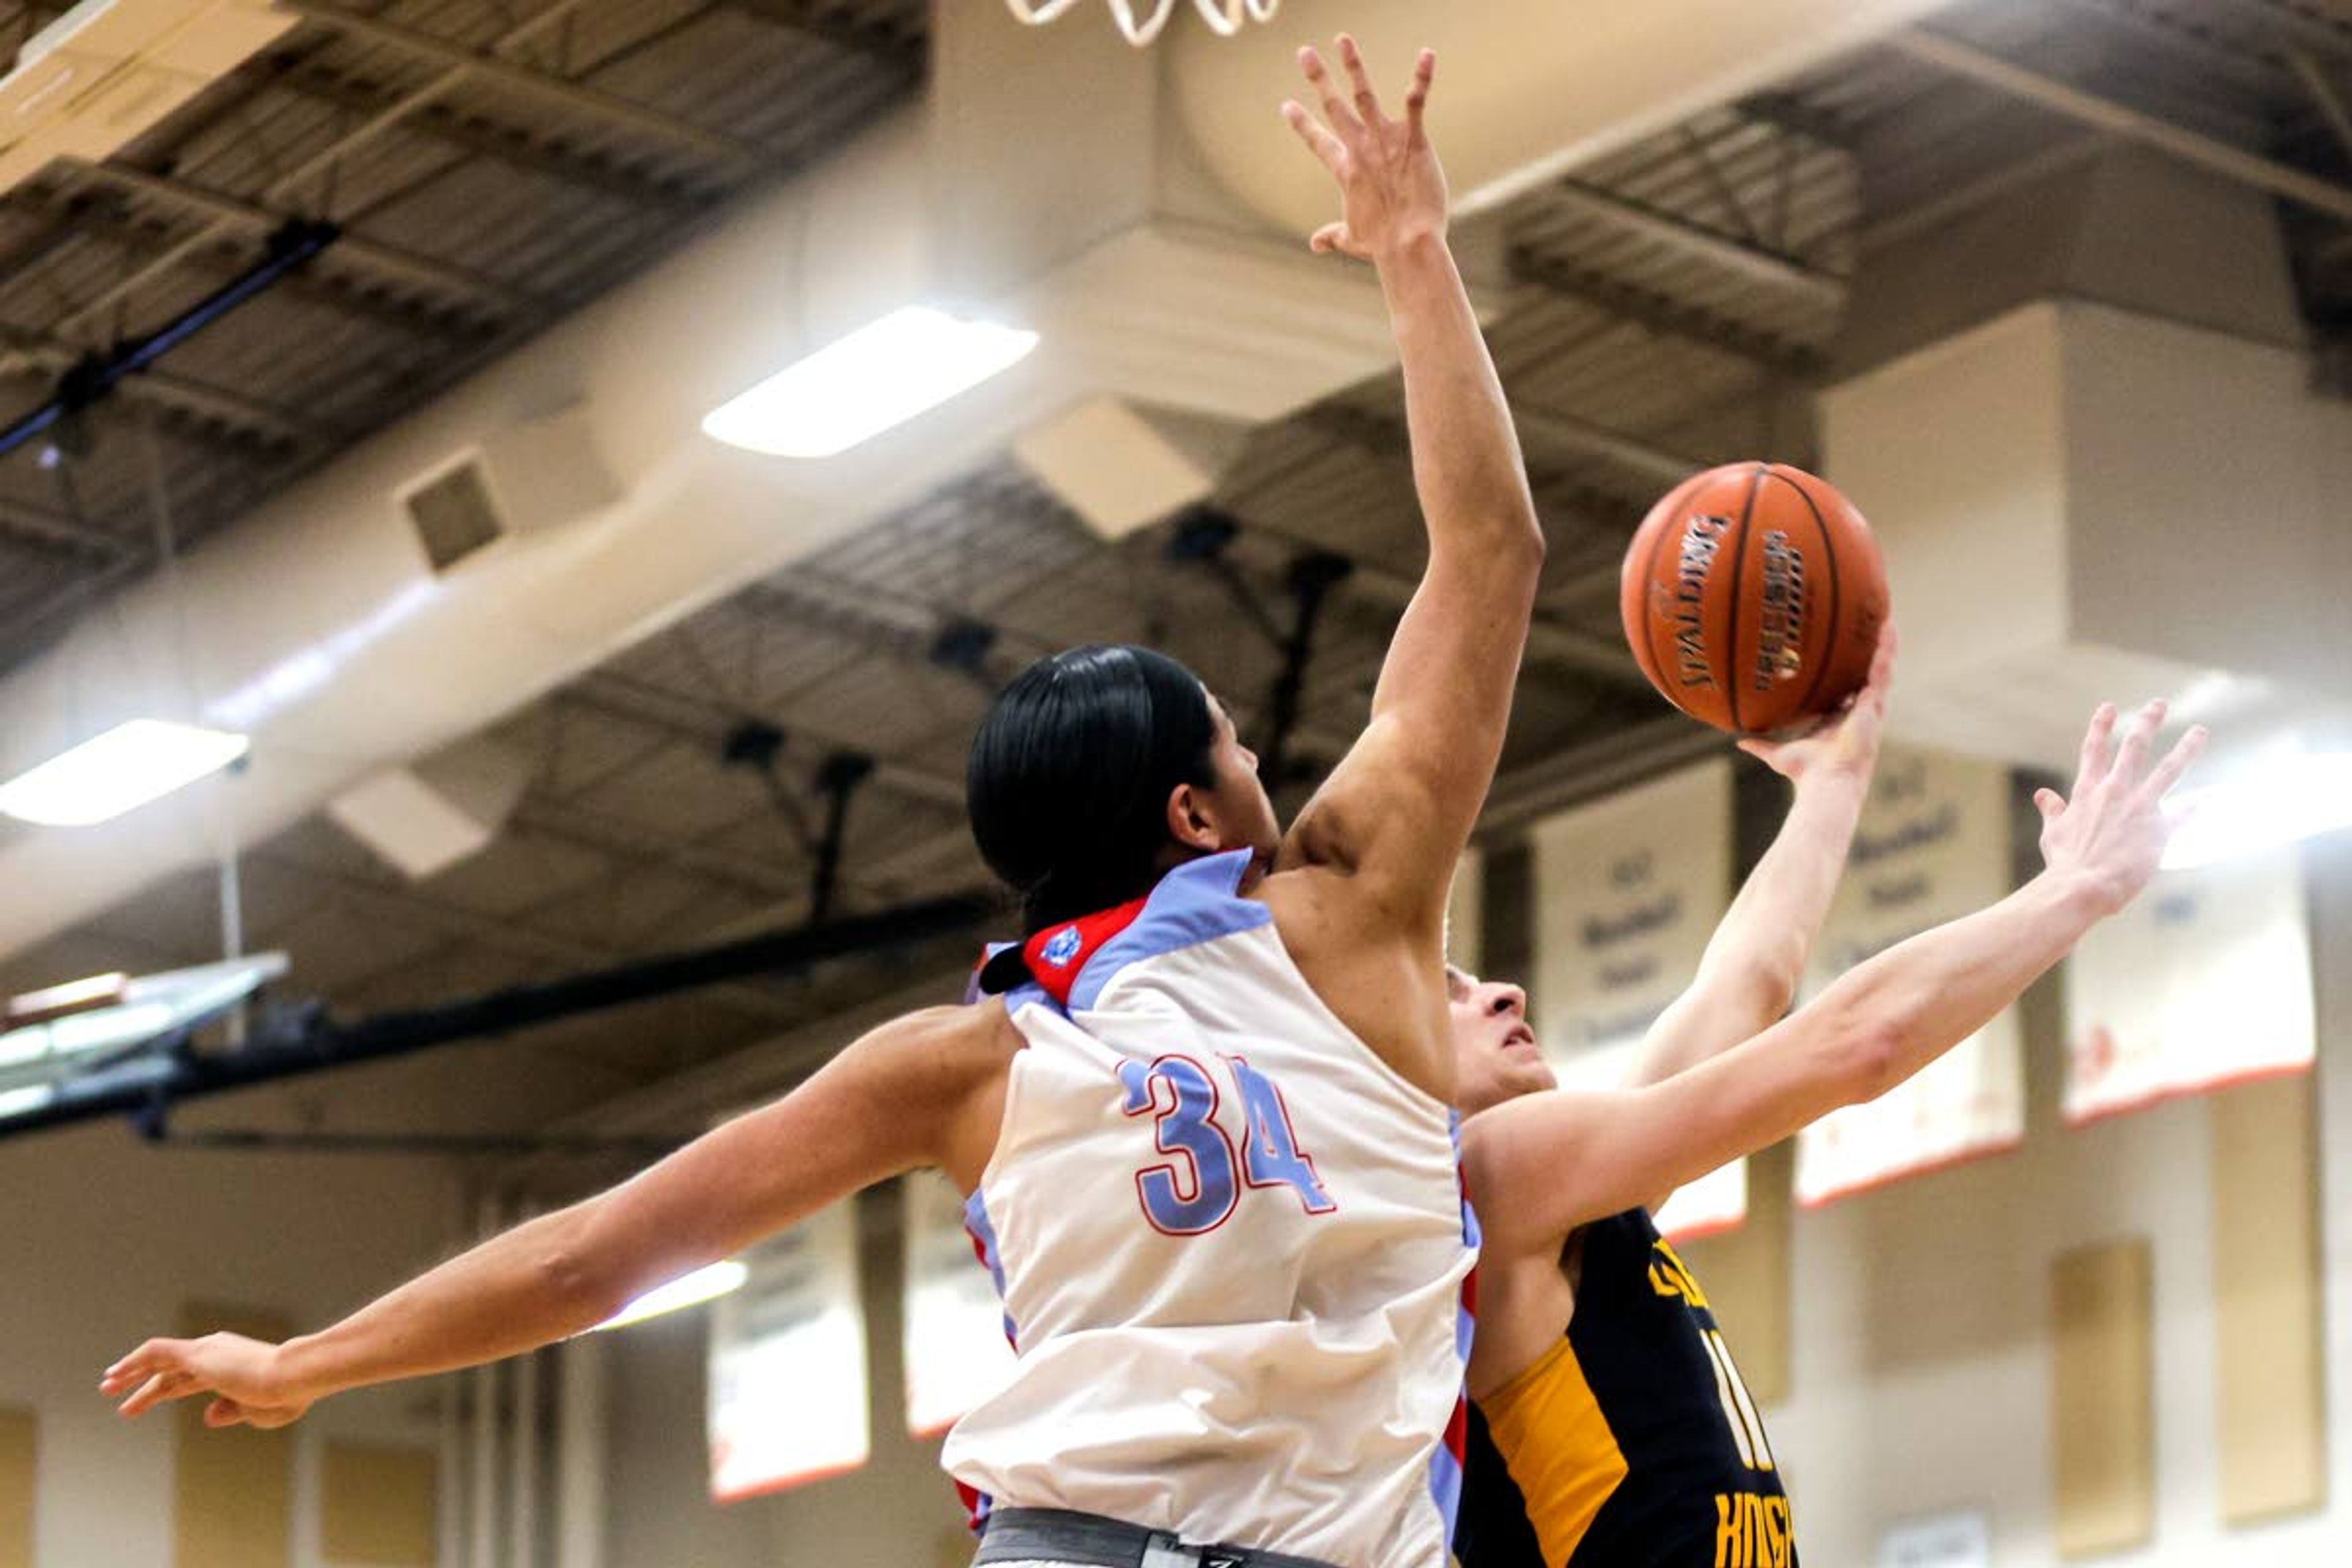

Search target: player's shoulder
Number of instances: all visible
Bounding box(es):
[864,999,1025,1068]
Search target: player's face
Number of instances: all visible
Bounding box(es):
[1447,965,1555,1115]
[1199,692,1282,860]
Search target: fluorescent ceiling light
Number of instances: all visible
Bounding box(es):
[701,306,1038,459]
[6,971,127,1026]
[0,955,285,1077]
[0,720,249,827]
[2161,751,2352,871]
[593,1259,749,1332]
[0,1085,52,1120]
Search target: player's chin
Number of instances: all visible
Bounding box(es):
[1506,1055,1556,1096]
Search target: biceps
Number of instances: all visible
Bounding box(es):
[592,1067,932,1273]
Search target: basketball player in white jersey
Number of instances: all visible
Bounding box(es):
[1447,684,2204,1568]
[107,39,1532,1568]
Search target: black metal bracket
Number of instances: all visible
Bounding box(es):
[809,750,875,925]
[0,217,339,463]
[1166,506,1287,650]
[1261,550,1354,789]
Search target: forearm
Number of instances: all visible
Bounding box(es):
[1699,772,1869,1001]
[1814,869,2108,1103]
[1627,772,1868,1090]
[1377,235,1540,555]
[277,1203,637,1403]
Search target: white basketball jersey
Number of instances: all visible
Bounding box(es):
[943,851,1479,1568]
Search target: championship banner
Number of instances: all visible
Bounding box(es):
[1532,759,1742,1239]
[2064,843,2315,1123]
[707,1204,869,1500]
[903,1169,1018,1438]
[1795,745,2021,1206]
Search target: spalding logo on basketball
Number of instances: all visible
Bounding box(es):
[1619,461,1888,736]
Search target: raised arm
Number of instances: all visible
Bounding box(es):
[102,1005,1008,1429]
[1624,628,1893,1096]
[1470,701,2203,1258]
[1275,39,1544,930]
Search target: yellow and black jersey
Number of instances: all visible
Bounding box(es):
[1454,1208,1793,1568]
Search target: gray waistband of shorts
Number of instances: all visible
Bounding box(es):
[974,1507,1343,1568]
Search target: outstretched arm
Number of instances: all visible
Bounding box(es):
[102,1006,1004,1429]
[1275,39,1544,935]
[1624,628,1894,1099]
[1471,701,2204,1258]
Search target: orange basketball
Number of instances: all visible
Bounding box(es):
[1619,462,1888,736]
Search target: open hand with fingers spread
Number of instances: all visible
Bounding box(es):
[1281,36,1446,263]
[2035,699,2208,916]
[101,1330,313,1431]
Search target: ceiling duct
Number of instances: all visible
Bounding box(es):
[0,0,1967,964]
[0,0,296,194]
[1825,150,2350,769]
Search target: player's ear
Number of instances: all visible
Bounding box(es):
[1165,780,1221,853]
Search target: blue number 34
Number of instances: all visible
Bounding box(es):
[1117,1054,1338,1234]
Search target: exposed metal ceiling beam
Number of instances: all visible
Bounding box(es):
[1479,714,1725,835]
[1733,92,1861,152]
[557,678,970,812]
[1221,475,1637,682]
[1508,245,1826,377]
[279,0,766,170]
[67,162,544,319]
[515,797,812,908]
[1514,405,1708,492]
[266,61,713,212]
[6,186,486,349]
[1302,402,1656,543]
[251,846,804,1023]
[1547,179,1848,304]
[2286,50,2352,161]
[0,323,318,453]
[0,494,124,564]
[718,0,926,74]
[2203,0,2352,64]
[1857,132,2111,254]
[32,0,602,352]
[1890,28,2352,224]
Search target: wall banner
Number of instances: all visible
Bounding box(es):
[1795,745,2022,1207]
[2064,843,2315,1123]
[902,1170,1018,1439]
[1533,758,1743,1238]
[707,1204,869,1501]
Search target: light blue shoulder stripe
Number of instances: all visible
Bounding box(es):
[1066,849,1270,1012]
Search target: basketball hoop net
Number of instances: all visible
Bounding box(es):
[1006,0,1280,48]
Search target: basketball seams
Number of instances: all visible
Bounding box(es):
[1774,466,1845,725]
[1721,463,1768,735]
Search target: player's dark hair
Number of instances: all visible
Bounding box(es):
[968,644,1220,934]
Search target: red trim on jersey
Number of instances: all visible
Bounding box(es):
[1018,895,1150,1007]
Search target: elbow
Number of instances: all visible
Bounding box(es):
[1509,511,1547,567]
[1731,957,1804,1031]
[535,1209,630,1328]
[1838,1017,1905,1106]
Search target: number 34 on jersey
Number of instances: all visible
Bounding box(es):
[1117,1053,1338,1234]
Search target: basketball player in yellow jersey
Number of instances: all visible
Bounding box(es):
[1450,672,2205,1568]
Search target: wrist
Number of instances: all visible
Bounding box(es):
[1371,226,1453,274]
[2034,865,2126,924]
[273,1335,334,1404]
